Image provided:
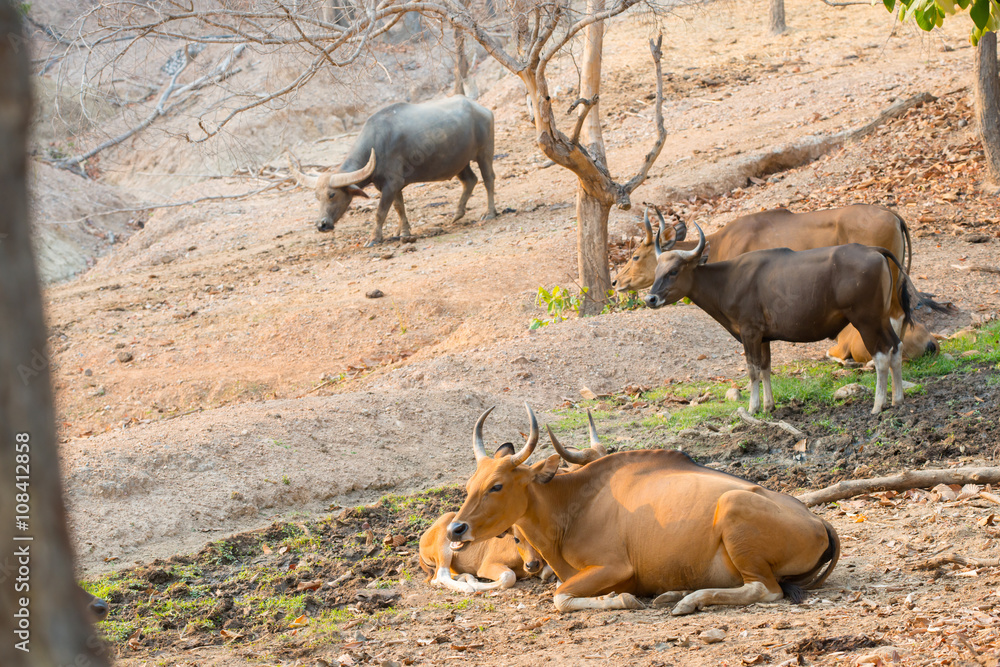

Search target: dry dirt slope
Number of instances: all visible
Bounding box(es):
[41,0,1000,575]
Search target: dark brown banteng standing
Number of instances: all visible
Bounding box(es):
[289,96,497,247]
[643,218,914,414]
[446,406,839,614]
[612,205,938,364]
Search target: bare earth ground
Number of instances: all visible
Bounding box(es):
[28,0,1000,663]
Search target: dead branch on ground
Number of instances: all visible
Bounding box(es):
[797,466,1000,506]
[913,552,1000,570]
[736,407,805,438]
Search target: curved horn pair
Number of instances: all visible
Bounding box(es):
[325,149,377,189]
[546,410,607,466]
[472,403,539,466]
[654,210,706,261]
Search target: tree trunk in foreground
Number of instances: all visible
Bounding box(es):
[0,5,109,666]
[768,0,787,35]
[577,0,611,316]
[974,31,1000,185]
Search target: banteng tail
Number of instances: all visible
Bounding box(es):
[779,520,841,604]
[875,247,915,331]
[888,209,912,274]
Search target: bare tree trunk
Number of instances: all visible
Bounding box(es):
[0,6,109,666]
[577,0,611,316]
[577,189,612,315]
[974,31,1000,185]
[768,0,787,35]
[453,24,469,95]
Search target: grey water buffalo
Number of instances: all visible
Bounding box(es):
[611,205,938,363]
[446,405,839,614]
[289,96,497,246]
[644,218,915,414]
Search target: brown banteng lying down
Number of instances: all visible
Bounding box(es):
[288,97,497,247]
[446,406,839,614]
[612,205,937,363]
[419,407,609,593]
[419,511,545,593]
[644,219,914,414]
[828,321,938,365]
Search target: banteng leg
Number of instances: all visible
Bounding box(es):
[477,152,497,220]
[760,340,775,413]
[392,194,412,238]
[671,489,829,616]
[452,165,478,223]
[743,336,767,414]
[552,564,644,613]
[890,347,903,406]
[431,552,477,593]
[859,324,900,414]
[473,562,518,590]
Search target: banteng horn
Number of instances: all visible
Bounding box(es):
[510,403,539,467]
[674,219,706,261]
[472,406,496,462]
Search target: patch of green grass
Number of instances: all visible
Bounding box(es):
[632,321,1000,432]
[429,597,475,611]
[548,408,615,432]
[641,397,741,432]
[97,620,136,643]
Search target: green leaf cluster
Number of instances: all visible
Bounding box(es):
[885,0,1000,45]
[529,285,587,329]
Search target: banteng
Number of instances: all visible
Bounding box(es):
[643,217,914,414]
[612,204,938,362]
[447,406,839,614]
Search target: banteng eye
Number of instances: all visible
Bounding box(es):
[513,536,520,544]
[489,483,503,493]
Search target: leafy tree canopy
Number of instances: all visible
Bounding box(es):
[884,0,999,45]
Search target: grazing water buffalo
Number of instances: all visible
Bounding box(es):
[289,96,497,246]
[446,406,839,614]
[644,218,915,414]
[611,205,938,363]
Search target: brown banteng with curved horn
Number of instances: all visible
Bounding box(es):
[447,408,839,614]
[611,204,941,363]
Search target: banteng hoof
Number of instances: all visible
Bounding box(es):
[618,593,645,610]
[364,238,383,248]
[651,592,686,608]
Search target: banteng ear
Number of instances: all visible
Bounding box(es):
[494,442,515,459]
[698,244,711,265]
[531,454,561,484]
[347,184,369,199]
